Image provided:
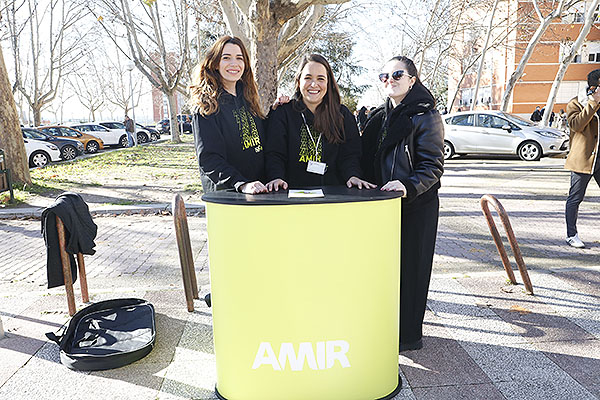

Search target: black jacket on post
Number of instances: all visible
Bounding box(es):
[41,192,97,289]
[192,82,266,191]
[265,100,363,187]
[360,82,444,205]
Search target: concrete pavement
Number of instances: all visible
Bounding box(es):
[1,156,599,399]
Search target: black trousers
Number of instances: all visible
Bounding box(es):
[565,169,600,237]
[400,193,439,345]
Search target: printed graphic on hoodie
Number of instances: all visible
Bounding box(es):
[233,106,262,153]
[298,124,323,163]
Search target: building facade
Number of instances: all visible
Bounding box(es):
[449,0,600,117]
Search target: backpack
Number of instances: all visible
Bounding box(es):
[46,298,156,371]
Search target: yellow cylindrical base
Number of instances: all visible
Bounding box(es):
[206,198,401,400]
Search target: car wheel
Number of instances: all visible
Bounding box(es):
[86,140,99,153]
[151,133,159,141]
[29,151,50,168]
[137,132,148,144]
[119,135,128,148]
[518,141,542,161]
[61,145,77,160]
[443,141,455,160]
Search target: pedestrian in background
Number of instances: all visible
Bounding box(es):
[361,55,444,351]
[564,69,600,248]
[124,115,135,147]
[558,109,568,132]
[530,106,542,123]
[188,35,267,194]
[357,106,368,133]
[265,54,375,190]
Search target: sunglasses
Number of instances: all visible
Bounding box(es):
[378,70,411,83]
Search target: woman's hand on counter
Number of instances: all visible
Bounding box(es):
[240,181,268,194]
[380,180,406,196]
[266,178,289,192]
[346,176,377,189]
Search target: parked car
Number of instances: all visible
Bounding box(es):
[442,111,569,161]
[98,121,152,144]
[37,126,104,154]
[22,127,84,161]
[155,115,192,134]
[23,137,61,168]
[138,123,160,141]
[70,123,124,147]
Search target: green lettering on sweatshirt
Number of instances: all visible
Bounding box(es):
[233,106,263,153]
[298,123,323,163]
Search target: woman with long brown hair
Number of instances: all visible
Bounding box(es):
[265,54,374,190]
[189,36,267,194]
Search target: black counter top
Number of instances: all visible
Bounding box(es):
[202,186,403,205]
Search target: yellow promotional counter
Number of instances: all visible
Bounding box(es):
[202,186,403,400]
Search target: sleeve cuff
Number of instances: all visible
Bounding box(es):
[234,181,246,192]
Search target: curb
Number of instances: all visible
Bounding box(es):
[0,202,205,220]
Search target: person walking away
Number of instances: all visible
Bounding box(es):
[530,106,542,123]
[265,54,374,190]
[188,36,267,194]
[124,115,135,147]
[564,69,600,248]
[360,56,444,351]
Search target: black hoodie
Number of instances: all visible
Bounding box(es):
[361,82,444,203]
[265,100,362,187]
[192,82,265,191]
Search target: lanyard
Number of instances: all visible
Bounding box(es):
[301,113,322,159]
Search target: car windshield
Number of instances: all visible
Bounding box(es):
[499,112,534,127]
[23,129,49,140]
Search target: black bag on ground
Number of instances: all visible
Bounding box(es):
[46,298,156,371]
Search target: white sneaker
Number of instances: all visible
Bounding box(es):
[566,234,585,248]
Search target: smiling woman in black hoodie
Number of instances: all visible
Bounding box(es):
[361,56,444,352]
[265,54,375,190]
[189,36,267,194]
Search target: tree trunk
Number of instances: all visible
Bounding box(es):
[166,91,181,143]
[0,45,31,185]
[251,18,280,114]
[471,0,500,111]
[32,105,42,127]
[542,0,600,127]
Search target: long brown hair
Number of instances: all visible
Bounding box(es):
[293,54,344,144]
[189,36,264,118]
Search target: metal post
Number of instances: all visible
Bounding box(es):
[0,316,5,339]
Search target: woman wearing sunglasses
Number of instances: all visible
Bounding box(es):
[265,54,375,190]
[189,36,267,194]
[361,56,444,351]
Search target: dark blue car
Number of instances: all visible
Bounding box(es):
[22,127,84,161]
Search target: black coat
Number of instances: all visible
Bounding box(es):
[41,192,97,289]
[192,81,266,191]
[360,82,444,204]
[265,100,362,187]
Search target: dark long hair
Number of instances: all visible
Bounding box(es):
[189,36,264,118]
[293,54,344,144]
[389,55,421,85]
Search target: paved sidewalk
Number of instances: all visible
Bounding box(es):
[1,157,599,399]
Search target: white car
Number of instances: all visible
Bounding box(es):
[24,138,61,167]
[443,111,569,161]
[70,123,126,147]
[98,121,153,145]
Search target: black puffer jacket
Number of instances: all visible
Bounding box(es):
[361,82,444,203]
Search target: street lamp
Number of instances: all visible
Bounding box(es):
[126,62,137,146]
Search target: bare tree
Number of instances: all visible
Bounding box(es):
[219,0,349,111]
[470,0,500,111]
[0,27,30,185]
[5,0,87,126]
[542,0,600,126]
[90,0,190,142]
[500,0,573,111]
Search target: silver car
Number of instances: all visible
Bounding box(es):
[442,111,569,161]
